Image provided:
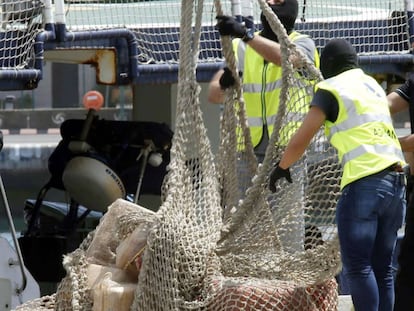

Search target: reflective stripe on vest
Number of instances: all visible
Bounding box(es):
[318,68,405,189]
[234,31,319,148]
[341,144,403,167]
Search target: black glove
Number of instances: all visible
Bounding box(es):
[216,15,247,38]
[268,162,292,193]
[219,67,235,90]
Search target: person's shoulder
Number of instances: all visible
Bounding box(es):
[295,32,315,43]
[291,32,317,60]
[292,31,316,47]
[292,30,311,39]
[293,30,309,36]
[394,80,410,101]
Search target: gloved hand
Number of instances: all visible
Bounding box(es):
[219,67,235,90]
[216,15,247,38]
[268,162,292,193]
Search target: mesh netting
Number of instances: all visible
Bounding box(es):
[0,0,44,68]
[0,0,410,89]
[214,0,341,288]
[59,0,410,64]
[14,0,343,309]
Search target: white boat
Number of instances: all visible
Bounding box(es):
[0,172,40,311]
[0,235,40,311]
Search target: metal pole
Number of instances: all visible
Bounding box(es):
[0,175,27,296]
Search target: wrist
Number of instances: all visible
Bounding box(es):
[242,28,254,42]
[277,161,288,170]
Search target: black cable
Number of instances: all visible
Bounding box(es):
[301,0,306,22]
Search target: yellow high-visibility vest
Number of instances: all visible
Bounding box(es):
[317,68,405,189]
[233,31,320,148]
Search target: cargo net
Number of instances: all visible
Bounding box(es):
[15,0,342,310]
[0,0,44,68]
[204,0,342,308]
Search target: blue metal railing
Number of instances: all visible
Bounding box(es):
[1,6,414,88]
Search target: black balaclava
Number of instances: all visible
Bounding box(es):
[320,39,358,79]
[260,0,298,42]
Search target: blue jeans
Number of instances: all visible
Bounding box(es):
[336,169,406,311]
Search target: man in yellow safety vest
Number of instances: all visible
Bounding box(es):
[269,38,406,311]
[208,0,319,163]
